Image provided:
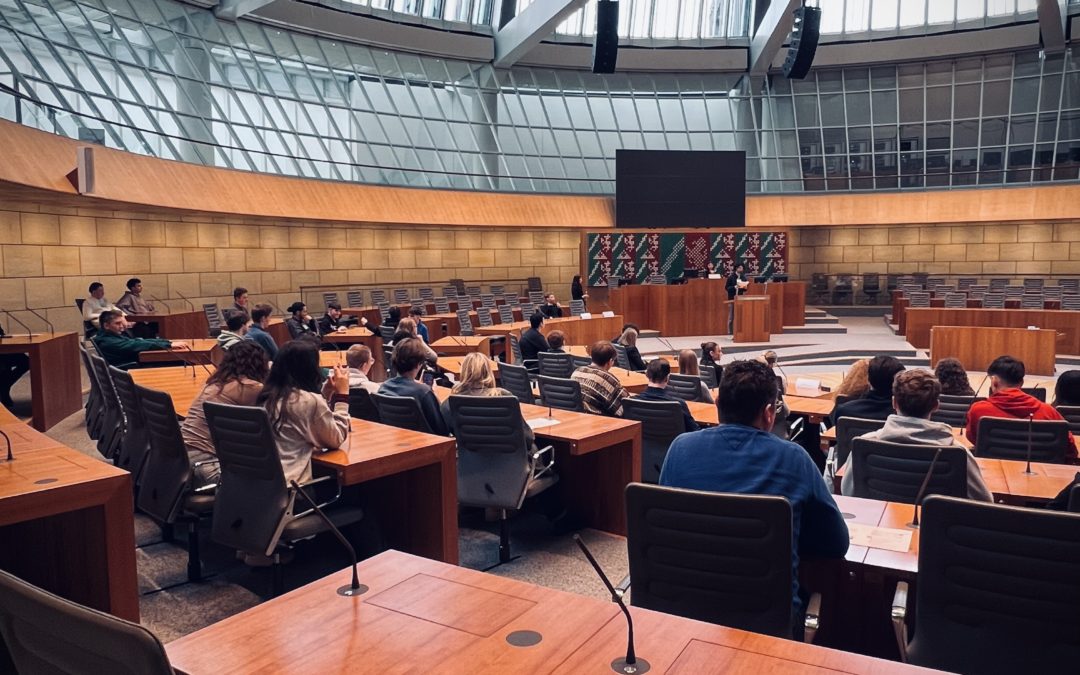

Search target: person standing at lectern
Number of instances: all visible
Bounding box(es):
[726,263,747,334]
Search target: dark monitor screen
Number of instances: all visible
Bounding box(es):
[616,150,745,228]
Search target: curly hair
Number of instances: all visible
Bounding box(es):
[934,357,975,397]
[206,340,268,389]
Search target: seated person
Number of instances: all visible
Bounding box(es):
[539,293,563,319]
[546,330,566,353]
[232,287,249,315]
[382,306,401,328]
[756,354,791,440]
[700,341,723,370]
[390,318,438,365]
[965,356,1075,457]
[841,369,992,502]
[934,357,975,397]
[0,326,29,408]
[519,313,550,361]
[378,338,448,435]
[617,327,646,372]
[440,353,532,443]
[285,302,317,339]
[408,306,430,343]
[216,311,249,350]
[81,282,125,328]
[571,341,629,417]
[834,359,871,401]
[831,355,905,426]
[317,302,354,334]
[244,304,279,359]
[115,277,155,314]
[679,350,714,404]
[346,344,380,394]
[92,310,186,368]
[659,359,849,620]
[257,340,350,484]
[1053,370,1080,407]
[613,322,640,343]
[181,341,268,490]
[634,359,699,432]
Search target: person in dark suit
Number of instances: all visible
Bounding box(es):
[519,313,550,361]
[830,355,906,426]
[571,275,588,309]
[726,263,747,334]
[634,359,699,432]
[539,293,563,319]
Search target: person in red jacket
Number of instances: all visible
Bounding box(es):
[965,355,1075,458]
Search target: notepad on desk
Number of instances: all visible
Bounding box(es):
[847,522,913,552]
[527,417,562,430]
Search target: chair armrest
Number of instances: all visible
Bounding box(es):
[789,416,805,442]
[891,581,910,662]
[803,592,822,644]
[614,574,631,600]
[531,444,556,479]
[290,474,342,518]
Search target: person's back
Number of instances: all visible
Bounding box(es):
[634,359,698,432]
[92,327,170,367]
[659,360,848,617]
[571,342,629,417]
[183,370,265,489]
[831,355,906,426]
[519,313,550,361]
[378,337,448,435]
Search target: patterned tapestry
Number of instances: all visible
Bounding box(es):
[586,231,788,287]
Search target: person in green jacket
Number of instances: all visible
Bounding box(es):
[93,310,187,368]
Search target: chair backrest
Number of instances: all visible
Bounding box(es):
[538,351,575,378]
[1069,484,1080,512]
[502,293,519,307]
[612,343,631,370]
[834,416,888,468]
[1058,278,1079,293]
[489,284,505,296]
[508,332,525,363]
[377,325,395,343]
[346,290,363,308]
[988,277,1008,291]
[943,292,967,308]
[450,278,467,294]
[109,366,150,480]
[1022,277,1044,290]
[625,484,795,639]
[135,384,194,524]
[849,439,969,504]
[912,272,929,286]
[203,303,223,334]
[476,308,493,327]
[393,288,409,304]
[348,388,380,422]
[466,286,482,300]
[498,305,515,324]
[449,395,532,510]
[974,417,1070,463]
[666,373,704,402]
[1043,286,1063,300]
[519,301,536,318]
[571,354,591,369]
[907,496,1080,673]
[419,287,434,300]
[1021,386,1047,402]
[527,276,543,291]
[622,399,686,483]
[907,291,931,308]
[434,296,451,314]
[0,569,175,675]
[1062,294,1080,311]
[498,361,535,404]
[1053,405,1080,435]
[811,272,828,290]
[647,274,666,285]
[322,292,340,307]
[862,273,880,290]
[371,393,433,434]
[1020,293,1044,309]
[376,302,390,323]
[456,309,474,336]
[926,276,945,289]
[956,277,977,290]
[1003,285,1025,298]
[699,362,719,389]
[410,299,425,314]
[88,353,121,417]
[981,292,1005,308]
[370,289,387,304]
[528,290,544,305]
[442,285,459,299]
[480,293,496,309]
[537,375,583,412]
[569,299,585,316]
[930,394,974,427]
[202,402,291,556]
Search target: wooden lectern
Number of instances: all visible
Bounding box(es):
[734,296,771,343]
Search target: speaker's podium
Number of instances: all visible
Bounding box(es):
[733,296,771,343]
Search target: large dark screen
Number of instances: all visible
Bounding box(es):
[615,150,745,228]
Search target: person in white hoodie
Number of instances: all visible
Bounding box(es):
[841,368,992,502]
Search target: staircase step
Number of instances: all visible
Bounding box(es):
[782,325,848,334]
[805,317,840,325]
[638,329,661,339]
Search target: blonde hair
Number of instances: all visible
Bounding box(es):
[346,344,371,370]
[452,352,498,394]
[678,349,700,376]
[396,317,417,336]
[835,359,871,398]
[618,327,638,348]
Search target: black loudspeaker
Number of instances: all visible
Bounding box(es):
[782,5,821,80]
[592,0,619,74]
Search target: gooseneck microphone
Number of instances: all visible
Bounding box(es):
[175,291,196,312]
[290,480,368,597]
[1023,413,1036,475]
[975,373,990,398]
[908,447,944,529]
[25,308,54,335]
[0,429,12,461]
[149,294,171,313]
[2,309,33,338]
[656,337,678,357]
[573,534,650,675]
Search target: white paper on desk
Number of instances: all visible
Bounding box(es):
[527,417,562,430]
[580,312,592,319]
[602,311,615,318]
[794,378,820,394]
[847,522,913,552]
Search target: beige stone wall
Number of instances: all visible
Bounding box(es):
[0,202,581,335]
[787,222,1079,280]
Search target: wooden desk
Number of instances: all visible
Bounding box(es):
[0,332,82,431]
[930,325,1057,375]
[746,282,785,334]
[266,318,290,347]
[166,550,930,675]
[733,296,770,343]
[139,338,219,364]
[126,310,209,340]
[609,279,728,337]
[781,281,807,327]
[322,327,384,379]
[904,307,1080,353]
[431,336,492,357]
[314,419,458,564]
[0,418,138,621]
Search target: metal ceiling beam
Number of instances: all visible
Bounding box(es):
[748,0,800,77]
[493,0,589,68]
[214,0,275,21]
[1036,0,1068,53]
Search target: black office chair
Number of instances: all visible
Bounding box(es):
[849,438,969,504]
[434,296,451,314]
[476,308,494,327]
[625,484,821,642]
[508,334,537,373]
[136,384,216,582]
[87,353,124,460]
[831,416,887,475]
[569,299,585,316]
[203,303,223,338]
[612,343,632,370]
[538,351,574,378]
[861,273,880,305]
[370,289,387,305]
[974,416,1071,463]
[1069,484,1080,512]
[930,394,975,427]
[393,288,410,304]
[538,375,583,412]
[371,393,434,434]
[346,290,363,308]
[456,309,475,336]
[79,345,104,441]
[74,298,96,340]
[892,496,1080,672]
[666,373,705,402]
[498,361,535,404]
[109,366,151,485]
[622,399,685,483]
[449,395,556,567]
[498,305,515,324]
[382,346,395,378]
[0,569,175,675]
[348,388,380,422]
[1054,405,1080,435]
[1020,386,1047,402]
[699,362,719,390]
[203,402,363,596]
[810,272,830,304]
[378,325,395,343]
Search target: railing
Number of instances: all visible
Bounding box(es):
[803,273,1077,307]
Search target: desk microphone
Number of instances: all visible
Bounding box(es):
[149,294,171,313]
[265,300,287,318]
[290,480,368,597]
[1023,413,1036,476]
[25,308,54,335]
[175,291,196,312]
[573,535,649,674]
[2,309,33,338]
[908,447,943,529]
[656,337,678,357]
[975,373,990,398]
[0,429,11,461]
